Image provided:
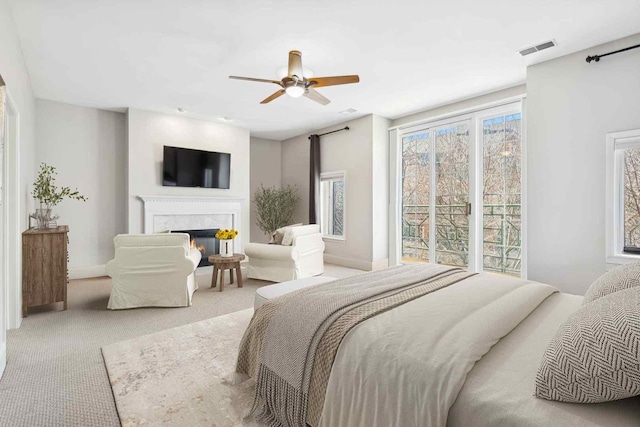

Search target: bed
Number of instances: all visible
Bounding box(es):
[236,264,640,427]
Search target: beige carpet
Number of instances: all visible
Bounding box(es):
[103,309,257,427]
[0,264,362,427]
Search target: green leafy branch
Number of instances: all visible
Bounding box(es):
[32,163,88,207]
[253,185,299,235]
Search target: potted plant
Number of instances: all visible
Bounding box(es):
[253,184,300,236]
[31,163,87,229]
[215,228,238,257]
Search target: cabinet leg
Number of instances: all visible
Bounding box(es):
[230,268,234,284]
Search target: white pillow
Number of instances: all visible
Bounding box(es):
[269,223,303,245]
[281,228,296,246]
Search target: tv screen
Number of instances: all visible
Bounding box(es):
[163,146,231,189]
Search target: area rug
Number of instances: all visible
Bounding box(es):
[102,308,261,427]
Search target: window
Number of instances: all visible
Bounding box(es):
[321,172,345,240]
[606,129,640,264]
[481,113,522,276]
[397,102,523,277]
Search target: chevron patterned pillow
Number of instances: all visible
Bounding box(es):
[583,261,640,305]
[535,287,640,403]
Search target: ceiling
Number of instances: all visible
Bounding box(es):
[7,0,640,140]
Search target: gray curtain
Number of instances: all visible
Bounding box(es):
[309,134,321,224]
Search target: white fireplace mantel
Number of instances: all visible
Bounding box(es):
[139,195,244,252]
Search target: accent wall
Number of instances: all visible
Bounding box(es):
[126,109,251,249]
[280,114,390,270]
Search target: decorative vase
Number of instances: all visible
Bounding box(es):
[219,239,234,257]
[34,208,52,229]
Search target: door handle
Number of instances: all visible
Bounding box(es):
[466,203,471,216]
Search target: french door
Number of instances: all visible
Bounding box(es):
[400,103,523,277]
[402,120,471,268]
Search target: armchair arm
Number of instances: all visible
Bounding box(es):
[106,259,116,277]
[185,248,202,271]
[245,242,297,261]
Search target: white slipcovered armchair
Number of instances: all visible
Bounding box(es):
[245,224,325,282]
[106,233,201,310]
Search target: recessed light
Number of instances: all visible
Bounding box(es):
[339,108,357,115]
[218,116,232,122]
[177,108,185,113]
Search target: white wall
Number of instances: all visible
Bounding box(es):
[281,114,390,270]
[127,109,251,248]
[372,115,391,266]
[527,33,640,295]
[391,85,526,128]
[35,100,127,275]
[0,0,37,346]
[250,137,281,243]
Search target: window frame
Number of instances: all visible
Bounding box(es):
[606,128,640,265]
[320,170,347,242]
[391,99,525,277]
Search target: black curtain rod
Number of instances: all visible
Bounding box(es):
[309,126,350,139]
[586,43,640,63]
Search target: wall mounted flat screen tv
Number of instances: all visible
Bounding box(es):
[163,146,231,189]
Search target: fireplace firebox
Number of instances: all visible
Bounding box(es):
[172,229,219,267]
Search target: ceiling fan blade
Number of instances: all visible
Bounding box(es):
[260,89,286,104]
[308,75,360,88]
[288,50,303,79]
[304,88,330,105]
[229,76,282,85]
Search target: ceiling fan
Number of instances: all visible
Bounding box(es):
[229,50,359,105]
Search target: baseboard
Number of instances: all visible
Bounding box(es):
[323,254,388,271]
[371,258,390,271]
[0,341,6,380]
[69,265,107,280]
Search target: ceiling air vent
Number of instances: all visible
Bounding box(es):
[518,40,557,56]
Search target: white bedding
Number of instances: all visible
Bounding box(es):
[317,273,558,427]
[449,292,640,427]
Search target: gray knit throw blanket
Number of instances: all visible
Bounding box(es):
[236,264,473,427]
[236,264,472,427]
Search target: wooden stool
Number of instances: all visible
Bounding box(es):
[208,253,245,292]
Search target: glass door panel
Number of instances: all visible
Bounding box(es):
[481,113,522,276]
[434,122,470,267]
[401,132,430,262]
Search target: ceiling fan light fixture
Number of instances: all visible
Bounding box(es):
[285,85,305,98]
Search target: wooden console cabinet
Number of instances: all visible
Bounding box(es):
[22,226,69,317]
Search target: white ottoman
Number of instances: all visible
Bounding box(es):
[254,276,337,310]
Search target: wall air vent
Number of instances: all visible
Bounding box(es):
[518,39,557,56]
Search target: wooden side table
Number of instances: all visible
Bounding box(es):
[22,226,69,317]
[208,253,245,292]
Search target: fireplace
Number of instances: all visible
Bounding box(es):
[172,229,219,267]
